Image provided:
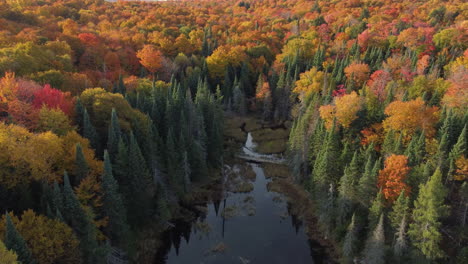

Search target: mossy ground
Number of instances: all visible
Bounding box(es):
[224,114,290,154]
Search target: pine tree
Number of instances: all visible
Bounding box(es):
[102,150,129,246]
[61,171,102,263]
[358,158,380,207]
[74,143,89,185]
[368,190,384,230]
[4,213,35,264]
[448,125,466,181]
[342,214,358,263]
[233,83,246,115]
[382,130,396,155]
[51,181,63,214]
[408,168,449,260]
[389,190,410,233]
[127,132,151,225]
[107,108,121,160]
[83,108,99,153]
[182,151,191,193]
[75,97,84,130]
[337,152,360,225]
[363,214,385,264]
[394,215,408,260]
[393,133,404,155]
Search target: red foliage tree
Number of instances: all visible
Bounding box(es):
[32,85,74,116]
[78,33,99,47]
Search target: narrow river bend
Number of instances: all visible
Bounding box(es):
[158,133,330,264]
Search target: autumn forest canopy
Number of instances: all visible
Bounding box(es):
[0,0,467,263]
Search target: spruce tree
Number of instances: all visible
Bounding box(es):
[107,108,121,160]
[127,132,151,225]
[74,143,89,185]
[342,214,358,263]
[102,150,129,246]
[389,190,409,233]
[75,97,84,130]
[337,152,360,225]
[448,125,466,181]
[408,168,449,260]
[4,213,35,264]
[382,130,396,155]
[394,215,408,260]
[362,214,385,264]
[358,158,380,207]
[83,108,99,153]
[113,138,129,188]
[368,190,384,230]
[62,171,102,263]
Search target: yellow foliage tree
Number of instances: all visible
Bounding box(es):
[383,98,439,138]
[0,210,81,264]
[206,45,246,79]
[319,91,362,129]
[0,123,102,188]
[37,106,75,136]
[0,240,18,264]
[334,91,362,128]
[293,67,324,100]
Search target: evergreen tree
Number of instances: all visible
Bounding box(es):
[102,150,129,246]
[74,143,89,185]
[83,108,99,153]
[233,83,246,115]
[389,190,410,233]
[382,130,396,155]
[368,190,384,230]
[182,151,191,193]
[75,97,84,130]
[62,171,102,263]
[448,125,466,181]
[408,169,449,260]
[394,215,408,261]
[337,152,360,224]
[51,181,63,214]
[393,133,404,154]
[4,213,35,264]
[358,158,380,207]
[127,132,151,225]
[107,108,121,160]
[342,214,358,263]
[362,214,385,264]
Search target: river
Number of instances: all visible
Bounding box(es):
[157,133,330,264]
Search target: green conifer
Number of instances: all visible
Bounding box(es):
[4,213,35,264]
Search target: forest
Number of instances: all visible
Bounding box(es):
[0,0,466,263]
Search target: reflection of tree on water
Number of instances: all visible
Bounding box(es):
[155,133,330,264]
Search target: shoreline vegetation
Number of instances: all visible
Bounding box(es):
[150,114,339,263]
[0,0,466,263]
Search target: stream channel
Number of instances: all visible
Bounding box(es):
[157,133,331,264]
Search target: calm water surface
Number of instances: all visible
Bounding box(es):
[158,134,329,264]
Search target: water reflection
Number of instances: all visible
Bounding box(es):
[157,163,328,264]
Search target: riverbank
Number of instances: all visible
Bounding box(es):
[224,114,340,263]
[145,114,339,263]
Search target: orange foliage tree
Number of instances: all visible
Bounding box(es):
[136,45,164,79]
[344,62,370,87]
[383,98,439,138]
[378,155,411,203]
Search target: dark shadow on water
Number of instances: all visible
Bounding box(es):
[155,162,333,264]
